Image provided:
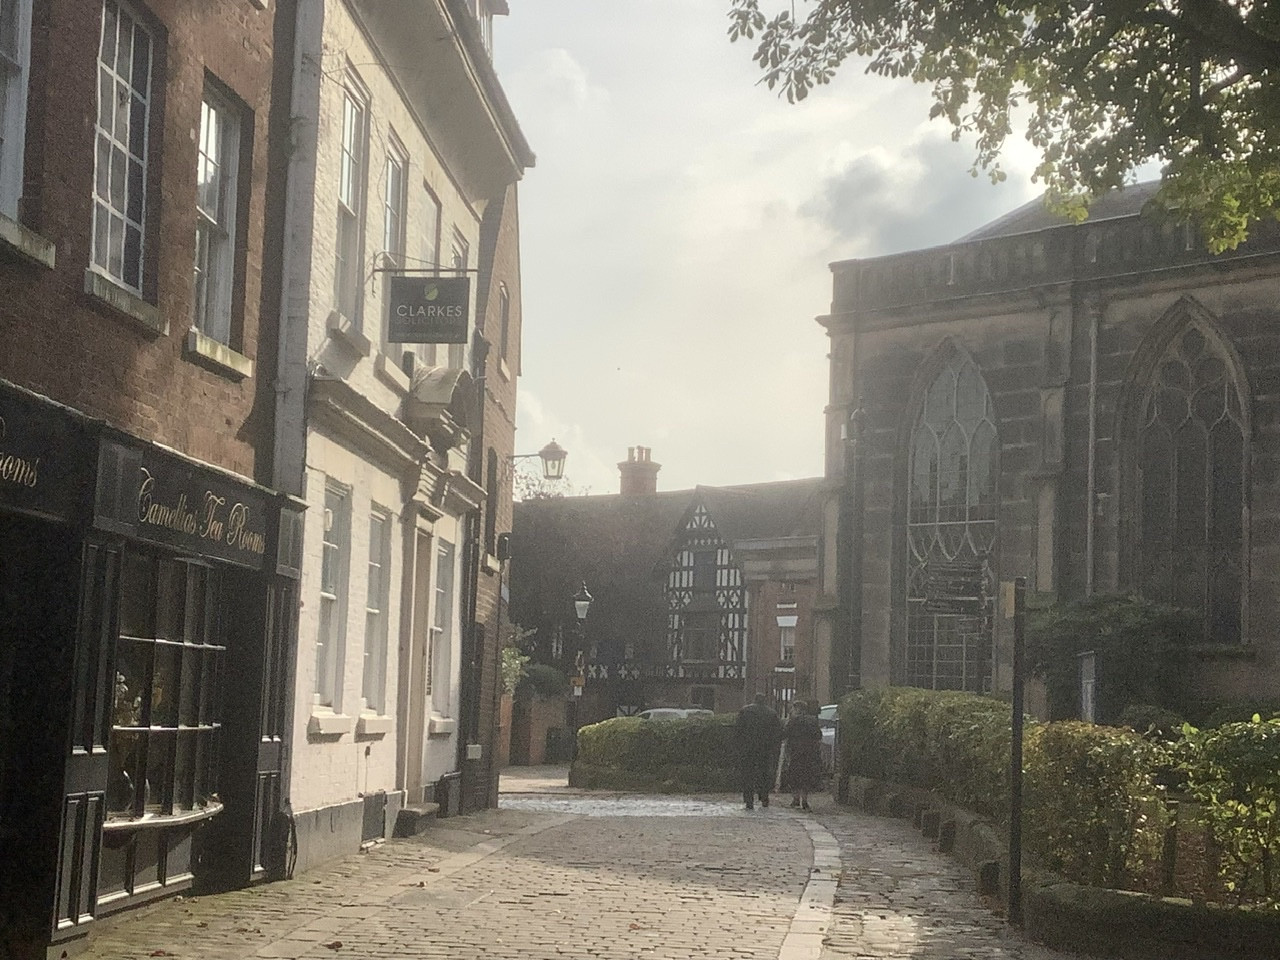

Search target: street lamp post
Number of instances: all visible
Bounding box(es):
[570,582,592,759]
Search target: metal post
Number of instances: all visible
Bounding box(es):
[1009,576,1026,925]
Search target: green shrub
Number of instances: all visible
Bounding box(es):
[840,687,1011,819]
[1023,721,1167,889]
[517,663,568,699]
[1199,700,1280,730]
[1181,717,1280,903]
[1119,702,1188,742]
[574,714,738,792]
[1026,594,1195,722]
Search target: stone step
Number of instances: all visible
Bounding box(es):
[393,802,441,838]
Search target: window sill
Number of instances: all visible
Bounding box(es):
[84,269,167,337]
[327,310,371,356]
[307,711,355,737]
[356,713,393,737]
[184,329,253,381]
[0,212,55,269]
[102,801,224,832]
[249,0,268,9]
[482,553,500,575]
[427,715,456,737]
[497,356,511,382]
[375,351,410,393]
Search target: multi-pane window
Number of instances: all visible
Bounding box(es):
[417,185,442,365]
[362,510,391,713]
[315,486,350,709]
[1138,324,1246,644]
[446,229,469,367]
[382,144,406,261]
[380,142,407,350]
[193,89,240,344]
[692,550,716,593]
[101,551,223,901]
[777,609,797,663]
[0,0,32,218]
[335,79,367,327]
[93,0,152,293]
[682,609,719,661]
[430,540,455,714]
[903,352,998,693]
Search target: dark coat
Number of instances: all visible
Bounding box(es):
[782,713,823,792]
[734,701,782,759]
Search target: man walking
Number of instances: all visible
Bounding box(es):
[735,692,782,810]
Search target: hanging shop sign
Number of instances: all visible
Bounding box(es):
[0,379,94,523]
[387,275,470,344]
[96,439,272,570]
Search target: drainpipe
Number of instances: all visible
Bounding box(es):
[1085,301,1099,597]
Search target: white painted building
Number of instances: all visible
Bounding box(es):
[272,0,532,871]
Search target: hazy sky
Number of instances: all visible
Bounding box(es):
[494,1,1043,496]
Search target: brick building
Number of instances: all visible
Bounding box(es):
[0,1,301,956]
[271,0,531,870]
[820,184,1280,712]
[509,451,824,734]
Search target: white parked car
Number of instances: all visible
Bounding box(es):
[817,703,838,771]
[636,708,713,720]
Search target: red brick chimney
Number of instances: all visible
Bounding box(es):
[618,446,661,496]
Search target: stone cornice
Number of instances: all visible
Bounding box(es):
[307,372,428,478]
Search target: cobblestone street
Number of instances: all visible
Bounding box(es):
[77,775,1084,960]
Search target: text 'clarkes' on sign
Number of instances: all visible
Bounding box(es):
[387,275,470,344]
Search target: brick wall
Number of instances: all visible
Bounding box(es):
[3,0,278,482]
[464,182,523,810]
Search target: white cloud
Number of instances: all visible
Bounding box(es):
[497,2,1044,496]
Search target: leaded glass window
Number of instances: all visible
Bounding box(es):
[1138,325,1245,643]
[903,352,997,692]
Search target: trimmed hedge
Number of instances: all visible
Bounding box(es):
[571,714,738,792]
[838,687,1280,906]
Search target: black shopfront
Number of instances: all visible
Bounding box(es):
[0,379,303,958]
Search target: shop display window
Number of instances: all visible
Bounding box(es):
[100,549,224,901]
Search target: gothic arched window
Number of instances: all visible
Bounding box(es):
[1138,324,1246,644]
[903,352,998,692]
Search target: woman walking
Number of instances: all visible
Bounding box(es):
[782,700,823,811]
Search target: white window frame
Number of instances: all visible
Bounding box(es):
[334,72,368,328]
[380,136,407,350]
[0,0,33,219]
[92,0,153,293]
[315,485,350,710]
[417,183,442,366]
[192,85,240,344]
[430,539,455,716]
[447,228,469,368]
[779,624,796,663]
[362,508,392,714]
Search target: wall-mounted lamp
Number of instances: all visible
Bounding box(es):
[508,438,568,480]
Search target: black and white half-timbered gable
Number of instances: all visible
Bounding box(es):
[664,502,747,680]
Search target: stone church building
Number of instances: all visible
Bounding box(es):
[818,184,1280,709]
